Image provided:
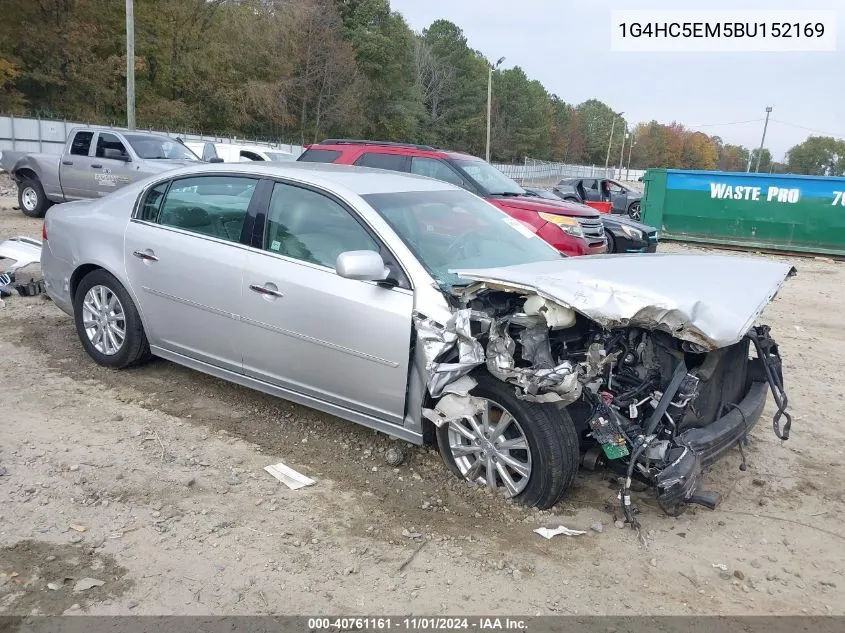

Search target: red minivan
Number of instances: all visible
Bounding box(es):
[297,140,607,256]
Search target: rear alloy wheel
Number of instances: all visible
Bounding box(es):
[627,201,641,221]
[18,177,53,218]
[436,372,579,509]
[73,269,151,369]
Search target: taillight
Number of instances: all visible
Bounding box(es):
[42,222,47,240]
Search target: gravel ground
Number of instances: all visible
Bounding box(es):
[1,173,844,616]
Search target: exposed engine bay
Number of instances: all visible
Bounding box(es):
[420,284,791,523]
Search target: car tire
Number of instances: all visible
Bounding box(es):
[73,269,151,369]
[18,177,53,218]
[606,233,616,253]
[436,372,579,510]
[627,201,641,221]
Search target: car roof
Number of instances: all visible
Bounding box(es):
[308,140,481,162]
[149,161,462,195]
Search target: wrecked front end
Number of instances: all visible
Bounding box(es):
[418,255,794,519]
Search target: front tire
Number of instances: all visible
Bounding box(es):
[606,233,616,253]
[436,372,579,509]
[73,269,150,369]
[18,177,53,218]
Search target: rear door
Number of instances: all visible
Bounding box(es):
[91,132,136,197]
[581,179,600,201]
[59,131,96,200]
[124,174,261,373]
[239,180,414,425]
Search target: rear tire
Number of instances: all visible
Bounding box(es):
[18,177,53,218]
[627,201,641,221]
[436,372,579,509]
[73,269,151,369]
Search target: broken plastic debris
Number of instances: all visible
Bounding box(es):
[712,563,729,571]
[264,462,314,490]
[533,525,587,539]
[69,524,87,533]
[73,578,105,592]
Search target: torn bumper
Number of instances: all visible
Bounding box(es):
[654,373,769,509]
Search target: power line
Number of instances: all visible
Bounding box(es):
[770,119,845,139]
[686,119,764,128]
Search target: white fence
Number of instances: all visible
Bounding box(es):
[1,114,647,186]
[0,114,304,158]
[494,157,647,187]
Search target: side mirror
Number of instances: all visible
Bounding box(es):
[208,157,224,163]
[335,250,389,282]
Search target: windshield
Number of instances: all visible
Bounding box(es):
[451,158,525,196]
[362,189,561,289]
[264,151,293,161]
[125,135,200,160]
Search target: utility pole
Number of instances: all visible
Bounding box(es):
[754,106,772,173]
[618,129,628,178]
[126,0,136,130]
[486,57,505,163]
[626,135,634,180]
[604,111,623,174]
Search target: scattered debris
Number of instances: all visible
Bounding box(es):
[590,522,604,533]
[47,582,62,591]
[264,461,315,490]
[401,529,423,539]
[712,563,728,572]
[0,236,42,274]
[734,569,745,580]
[227,474,242,486]
[397,539,428,572]
[615,520,625,529]
[533,525,587,539]
[0,466,8,476]
[73,577,105,592]
[69,524,87,533]
[385,447,404,467]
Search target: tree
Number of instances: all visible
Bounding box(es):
[574,99,623,166]
[786,136,845,175]
[749,148,773,173]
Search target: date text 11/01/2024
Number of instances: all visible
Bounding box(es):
[307,617,528,630]
[617,22,826,38]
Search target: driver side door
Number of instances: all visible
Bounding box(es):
[239,180,414,426]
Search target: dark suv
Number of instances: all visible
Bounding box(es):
[298,140,607,256]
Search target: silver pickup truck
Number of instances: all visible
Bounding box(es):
[0,127,203,217]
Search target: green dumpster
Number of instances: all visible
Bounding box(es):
[641,169,845,256]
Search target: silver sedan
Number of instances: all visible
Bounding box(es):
[41,162,794,514]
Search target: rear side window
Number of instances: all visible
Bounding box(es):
[155,176,258,243]
[297,148,341,163]
[139,182,169,222]
[70,131,94,156]
[582,179,598,191]
[354,153,408,172]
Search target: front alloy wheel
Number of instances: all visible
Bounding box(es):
[446,399,532,497]
[81,285,127,355]
[436,372,580,509]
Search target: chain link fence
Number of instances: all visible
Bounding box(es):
[0,114,304,158]
[493,157,647,188]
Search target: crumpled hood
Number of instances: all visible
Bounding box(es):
[453,254,795,349]
[489,196,598,218]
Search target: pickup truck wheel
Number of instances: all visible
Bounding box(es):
[18,178,53,218]
[73,269,151,369]
[436,372,579,510]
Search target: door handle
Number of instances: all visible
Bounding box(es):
[91,164,103,169]
[249,283,283,298]
[62,160,73,166]
[132,250,158,262]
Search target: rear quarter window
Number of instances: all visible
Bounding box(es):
[297,148,342,163]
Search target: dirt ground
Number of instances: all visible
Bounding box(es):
[1,171,844,616]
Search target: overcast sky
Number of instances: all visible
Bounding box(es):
[390,0,843,160]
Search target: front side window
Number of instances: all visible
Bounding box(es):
[124,134,199,160]
[264,182,378,268]
[353,152,408,172]
[96,133,129,160]
[155,176,257,242]
[363,189,560,289]
[450,158,523,196]
[70,131,94,156]
[410,157,465,187]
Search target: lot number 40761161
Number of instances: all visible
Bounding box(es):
[833,192,845,206]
